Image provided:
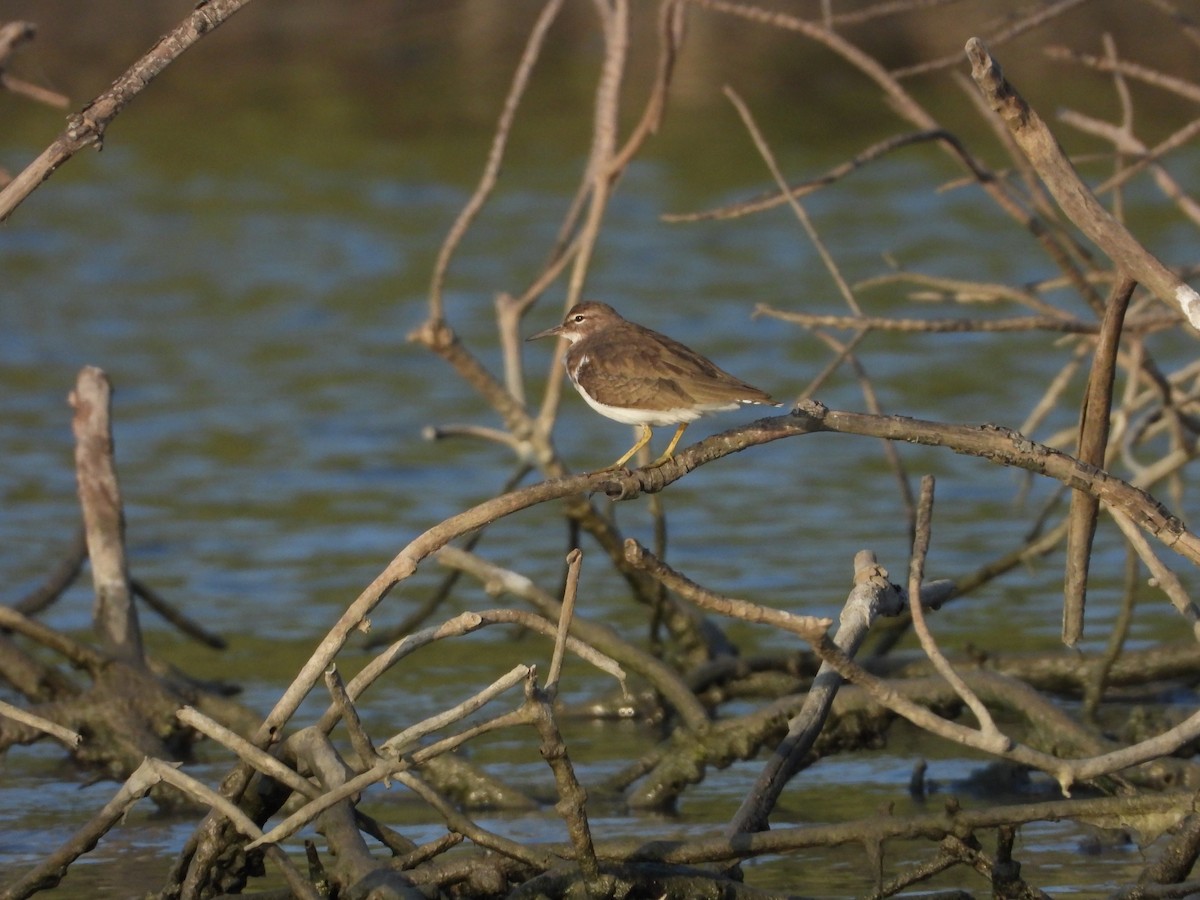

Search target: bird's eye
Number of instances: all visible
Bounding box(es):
[573,315,586,323]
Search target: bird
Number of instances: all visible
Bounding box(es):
[527,301,781,469]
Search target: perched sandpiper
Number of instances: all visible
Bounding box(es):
[527,301,780,469]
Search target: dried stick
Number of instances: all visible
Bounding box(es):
[322,609,622,744]
[907,477,1000,739]
[1060,108,1200,227]
[379,663,533,758]
[1109,509,1200,640]
[324,666,377,767]
[623,540,832,643]
[0,700,80,749]
[833,641,1197,789]
[182,399,1200,877]
[545,548,583,694]
[179,460,629,891]
[966,38,1200,325]
[0,22,68,109]
[427,0,567,323]
[11,526,85,614]
[890,0,1092,78]
[253,682,536,850]
[727,551,905,836]
[365,462,533,646]
[435,545,710,731]
[1,757,316,900]
[394,769,555,870]
[1043,44,1200,104]
[536,0,628,429]
[69,366,143,666]
[756,307,1178,336]
[685,0,1089,294]
[1063,275,1135,646]
[526,672,602,888]
[185,703,417,868]
[723,85,861,316]
[810,627,1200,793]
[177,705,320,800]
[0,0,255,222]
[853,270,1084,319]
[623,488,1200,791]
[1082,549,1139,720]
[663,129,973,224]
[610,400,1200,569]
[957,69,1107,313]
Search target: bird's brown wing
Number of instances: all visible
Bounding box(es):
[571,336,696,410]
[574,323,776,409]
[638,328,777,407]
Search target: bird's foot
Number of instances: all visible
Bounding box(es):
[595,461,634,474]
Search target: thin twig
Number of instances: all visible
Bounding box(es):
[324,666,378,768]
[907,476,1002,739]
[545,548,583,694]
[723,85,861,315]
[1063,275,1135,646]
[1109,509,1200,641]
[890,0,1092,78]
[435,545,709,730]
[756,306,1178,336]
[0,700,81,749]
[727,551,905,835]
[0,0,256,222]
[537,0,629,429]
[1082,548,1139,721]
[966,38,1200,325]
[427,0,567,323]
[527,673,602,887]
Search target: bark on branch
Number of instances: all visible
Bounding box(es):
[965,37,1200,326]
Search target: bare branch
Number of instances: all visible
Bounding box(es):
[70,367,143,666]
[966,38,1200,326]
[0,0,256,221]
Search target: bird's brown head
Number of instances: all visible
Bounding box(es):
[526,301,624,344]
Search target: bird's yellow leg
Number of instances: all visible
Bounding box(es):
[651,422,689,466]
[607,424,654,470]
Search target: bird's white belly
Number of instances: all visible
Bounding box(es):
[574,386,736,427]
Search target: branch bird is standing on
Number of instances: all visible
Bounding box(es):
[528,302,781,470]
